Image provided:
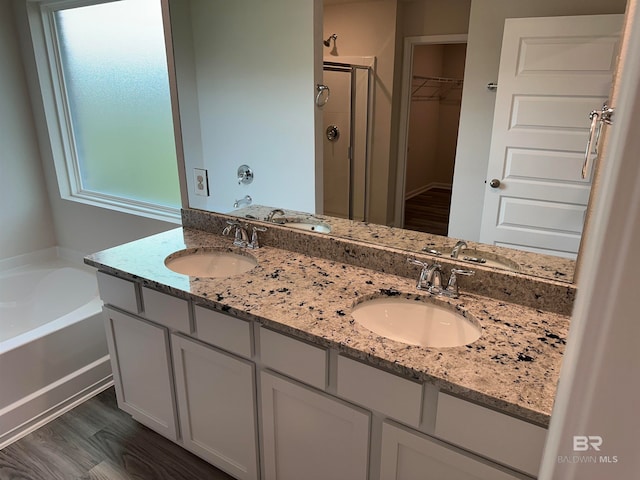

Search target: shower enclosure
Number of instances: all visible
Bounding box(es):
[322,61,372,221]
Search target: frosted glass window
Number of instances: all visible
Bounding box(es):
[55,0,180,209]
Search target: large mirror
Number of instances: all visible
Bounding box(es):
[167,0,628,284]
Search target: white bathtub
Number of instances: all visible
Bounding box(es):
[0,248,112,448]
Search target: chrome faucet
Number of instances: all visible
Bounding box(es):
[407,258,474,298]
[450,240,468,259]
[424,263,444,291]
[265,208,286,223]
[407,258,441,291]
[247,226,267,249]
[222,220,249,247]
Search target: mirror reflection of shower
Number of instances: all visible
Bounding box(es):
[322,61,372,222]
[323,33,338,55]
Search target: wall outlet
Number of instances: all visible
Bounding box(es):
[193,168,209,197]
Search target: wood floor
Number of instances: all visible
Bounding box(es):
[403,187,451,236]
[0,387,234,480]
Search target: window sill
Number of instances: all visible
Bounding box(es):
[64,190,182,225]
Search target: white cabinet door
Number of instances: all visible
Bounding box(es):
[380,422,522,480]
[261,371,370,480]
[103,307,177,440]
[172,334,259,480]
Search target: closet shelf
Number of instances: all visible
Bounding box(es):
[411,75,463,102]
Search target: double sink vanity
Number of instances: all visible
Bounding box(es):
[85,208,573,480]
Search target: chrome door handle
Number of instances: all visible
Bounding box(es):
[489,178,501,188]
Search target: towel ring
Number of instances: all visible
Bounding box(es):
[315,84,330,107]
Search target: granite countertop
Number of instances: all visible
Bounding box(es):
[85,227,569,427]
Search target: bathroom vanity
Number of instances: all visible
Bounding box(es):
[85,223,569,480]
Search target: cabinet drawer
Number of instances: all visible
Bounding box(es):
[259,327,327,390]
[434,392,547,477]
[337,355,423,427]
[195,305,252,358]
[97,271,138,314]
[142,287,190,333]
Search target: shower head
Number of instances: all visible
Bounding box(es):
[323,34,337,47]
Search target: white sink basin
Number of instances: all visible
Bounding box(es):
[165,249,257,278]
[284,221,331,234]
[351,297,481,348]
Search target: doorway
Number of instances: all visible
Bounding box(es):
[322,61,372,221]
[395,35,468,235]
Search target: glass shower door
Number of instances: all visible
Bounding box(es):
[322,62,370,221]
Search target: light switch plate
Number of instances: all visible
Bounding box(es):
[193,168,209,197]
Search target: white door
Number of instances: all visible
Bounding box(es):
[479,14,623,258]
[171,334,258,480]
[260,371,370,480]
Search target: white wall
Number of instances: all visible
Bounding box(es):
[172,0,318,215]
[0,1,55,260]
[449,0,628,241]
[541,2,640,475]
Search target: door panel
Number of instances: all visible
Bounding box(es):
[480,14,623,258]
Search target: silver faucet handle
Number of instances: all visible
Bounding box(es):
[451,268,474,275]
[248,226,267,249]
[407,257,429,268]
[222,220,240,236]
[445,268,475,298]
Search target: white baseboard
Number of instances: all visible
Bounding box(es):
[0,356,113,449]
[405,182,452,201]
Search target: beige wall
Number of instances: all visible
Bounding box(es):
[449,0,628,241]
[401,0,471,37]
[0,1,55,260]
[324,0,398,224]
[405,43,466,197]
[435,43,466,186]
[405,45,442,195]
[391,0,471,222]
